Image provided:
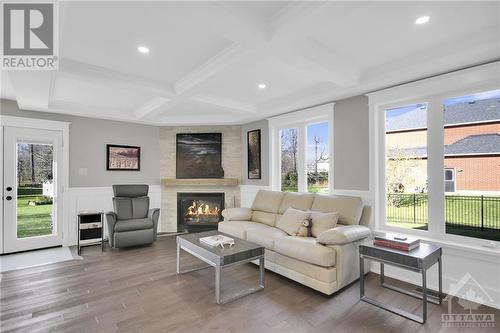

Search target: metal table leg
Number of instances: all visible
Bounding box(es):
[259,257,265,288]
[380,262,385,284]
[438,256,443,304]
[176,242,181,274]
[422,268,427,323]
[359,256,365,298]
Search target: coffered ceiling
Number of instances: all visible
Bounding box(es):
[1,1,499,125]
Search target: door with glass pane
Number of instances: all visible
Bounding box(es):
[3,127,63,253]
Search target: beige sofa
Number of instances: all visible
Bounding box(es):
[219,190,371,295]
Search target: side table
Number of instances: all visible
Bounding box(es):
[359,242,442,323]
[78,212,104,255]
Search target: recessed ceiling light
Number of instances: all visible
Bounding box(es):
[258,83,266,89]
[137,46,150,54]
[415,16,430,25]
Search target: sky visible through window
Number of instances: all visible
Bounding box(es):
[444,89,500,105]
[307,122,329,164]
[386,89,500,121]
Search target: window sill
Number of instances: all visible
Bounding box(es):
[374,228,500,259]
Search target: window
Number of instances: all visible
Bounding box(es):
[443,89,500,242]
[280,128,298,192]
[307,122,329,193]
[444,168,455,193]
[371,64,499,245]
[270,104,333,194]
[385,103,428,231]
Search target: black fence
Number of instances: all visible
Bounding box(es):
[386,193,500,231]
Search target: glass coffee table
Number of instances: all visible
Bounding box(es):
[176,230,265,304]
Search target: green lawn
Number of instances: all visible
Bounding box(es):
[387,194,500,241]
[386,195,500,229]
[17,195,53,238]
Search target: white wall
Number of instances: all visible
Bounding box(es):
[64,185,161,246]
[1,99,160,187]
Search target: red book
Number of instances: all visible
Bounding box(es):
[374,239,418,251]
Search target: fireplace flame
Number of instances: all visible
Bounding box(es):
[186,201,220,218]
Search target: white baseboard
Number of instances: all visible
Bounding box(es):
[64,185,161,246]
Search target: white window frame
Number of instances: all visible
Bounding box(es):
[444,167,456,193]
[268,103,334,194]
[368,62,500,249]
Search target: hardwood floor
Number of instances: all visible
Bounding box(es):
[1,236,498,333]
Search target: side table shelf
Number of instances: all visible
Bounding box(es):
[78,212,104,255]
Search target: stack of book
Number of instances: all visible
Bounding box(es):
[374,234,420,251]
[200,235,235,248]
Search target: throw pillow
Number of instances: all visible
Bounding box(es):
[276,207,311,236]
[310,211,340,237]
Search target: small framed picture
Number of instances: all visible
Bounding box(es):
[247,129,261,179]
[106,144,141,171]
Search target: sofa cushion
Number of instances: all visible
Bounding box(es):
[132,197,149,219]
[311,194,363,225]
[114,218,153,232]
[113,198,133,220]
[317,225,371,245]
[251,190,285,214]
[222,208,252,221]
[276,207,311,235]
[274,236,336,267]
[246,228,287,249]
[218,221,278,239]
[310,211,339,237]
[278,192,315,214]
[251,211,279,227]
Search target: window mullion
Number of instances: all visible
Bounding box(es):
[427,97,445,236]
[297,125,307,192]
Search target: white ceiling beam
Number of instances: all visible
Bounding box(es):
[59,58,175,97]
[190,94,257,114]
[160,114,243,126]
[134,97,170,119]
[8,71,53,111]
[268,2,332,41]
[174,43,250,95]
[273,39,360,87]
[176,2,267,45]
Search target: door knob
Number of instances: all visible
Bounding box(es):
[6,186,12,191]
[6,196,12,201]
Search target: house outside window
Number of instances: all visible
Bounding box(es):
[444,168,455,193]
[369,63,500,246]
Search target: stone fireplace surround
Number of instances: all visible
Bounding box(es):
[160,126,241,233]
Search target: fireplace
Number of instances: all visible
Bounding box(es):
[177,193,225,232]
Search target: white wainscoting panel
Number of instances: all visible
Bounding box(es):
[370,245,500,310]
[239,185,270,208]
[64,185,161,246]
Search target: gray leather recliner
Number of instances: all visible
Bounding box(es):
[105,184,160,248]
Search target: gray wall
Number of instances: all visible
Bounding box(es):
[333,95,369,191]
[240,95,369,191]
[1,99,160,187]
[241,119,269,186]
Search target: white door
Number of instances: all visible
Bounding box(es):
[3,126,63,253]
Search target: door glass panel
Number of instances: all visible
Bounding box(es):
[307,122,329,193]
[280,128,298,192]
[443,89,500,241]
[17,142,54,238]
[385,103,429,231]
